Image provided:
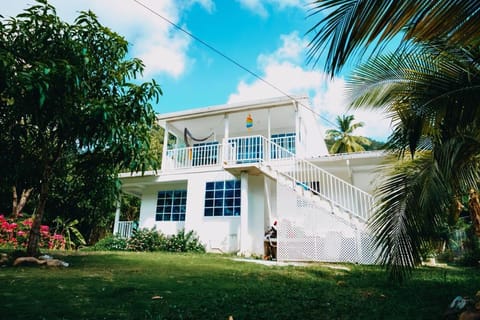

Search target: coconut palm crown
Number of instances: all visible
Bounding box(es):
[326,115,371,153]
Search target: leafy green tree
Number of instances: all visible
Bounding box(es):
[307,0,480,281]
[44,151,121,244]
[326,115,371,153]
[0,1,161,255]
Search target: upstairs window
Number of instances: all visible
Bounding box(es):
[204,180,241,217]
[156,190,187,221]
[271,132,296,158]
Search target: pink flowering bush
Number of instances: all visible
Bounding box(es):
[0,214,65,250]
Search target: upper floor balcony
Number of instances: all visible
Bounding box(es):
[158,96,329,173]
[163,134,295,172]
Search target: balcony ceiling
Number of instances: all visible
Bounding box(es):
[158,97,300,140]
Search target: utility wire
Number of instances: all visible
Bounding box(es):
[132,0,337,128]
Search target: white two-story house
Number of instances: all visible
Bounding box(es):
[116,95,385,263]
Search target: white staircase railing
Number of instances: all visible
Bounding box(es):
[224,136,374,221]
[277,157,374,221]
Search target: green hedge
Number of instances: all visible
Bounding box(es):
[90,228,205,253]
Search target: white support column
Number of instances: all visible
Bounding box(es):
[224,113,230,140]
[161,122,169,170]
[294,101,300,157]
[223,114,230,164]
[240,171,250,256]
[267,108,271,162]
[267,108,271,139]
[113,198,121,235]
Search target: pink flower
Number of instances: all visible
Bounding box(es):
[17,230,26,237]
[22,219,33,227]
[53,234,64,240]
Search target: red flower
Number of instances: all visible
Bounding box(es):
[22,219,33,227]
[53,234,64,240]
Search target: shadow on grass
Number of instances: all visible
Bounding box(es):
[1,251,479,319]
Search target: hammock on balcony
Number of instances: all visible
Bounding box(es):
[184,128,215,161]
[183,128,214,147]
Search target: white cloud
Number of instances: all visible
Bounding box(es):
[1,0,214,80]
[236,0,308,17]
[236,0,269,18]
[311,78,392,141]
[228,31,392,141]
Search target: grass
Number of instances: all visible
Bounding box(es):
[0,251,479,320]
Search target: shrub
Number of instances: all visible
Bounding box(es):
[127,228,165,252]
[88,229,206,253]
[91,234,128,251]
[164,229,205,253]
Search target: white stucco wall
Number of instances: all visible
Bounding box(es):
[137,169,270,254]
[296,101,329,158]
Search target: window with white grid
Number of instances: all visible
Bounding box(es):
[204,180,241,217]
[156,190,187,221]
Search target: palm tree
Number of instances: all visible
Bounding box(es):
[326,115,371,153]
[306,1,480,281]
[349,42,480,280]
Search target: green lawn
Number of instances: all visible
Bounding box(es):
[0,251,478,319]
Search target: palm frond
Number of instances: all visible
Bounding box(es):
[370,153,450,281]
[306,0,480,75]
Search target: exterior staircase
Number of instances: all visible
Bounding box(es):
[224,136,378,264]
[224,135,374,222]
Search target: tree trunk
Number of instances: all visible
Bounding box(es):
[12,186,33,218]
[26,168,51,256]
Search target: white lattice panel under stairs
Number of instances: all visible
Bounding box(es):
[276,182,378,264]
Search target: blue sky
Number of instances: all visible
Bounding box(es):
[3,0,392,141]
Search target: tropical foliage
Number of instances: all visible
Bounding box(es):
[90,229,206,253]
[0,1,162,255]
[325,114,371,153]
[307,0,480,281]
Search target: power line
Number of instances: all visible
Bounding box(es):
[132,0,337,128]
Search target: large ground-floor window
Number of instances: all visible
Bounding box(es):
[156,190,187,221]
[204,180,241,216]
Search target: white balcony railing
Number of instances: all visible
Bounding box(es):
[117,221,135,238]
[165,143,221,169]
[223,135,295,165]
[163,135,374,221]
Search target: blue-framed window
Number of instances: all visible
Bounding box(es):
[271,133,296,158]
[156,190,187,221]
[204,180,241,216]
